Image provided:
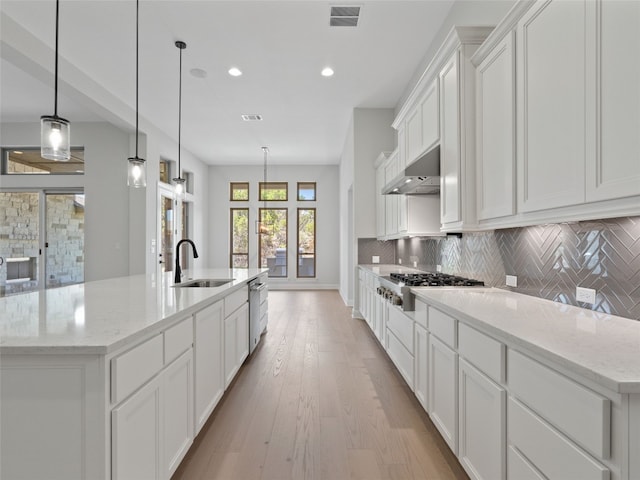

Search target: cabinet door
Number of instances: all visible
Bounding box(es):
[476,31,516,220]
[421,80,440,154]
[428,334,458,454]
[458,359,506,480]
[440,53,461,225]
[517,0,586,212]
[236,303,249,367]
[112,376,163,480]
[164,350,194,479]
[586,0,640,201]
[194,301,224,434]
[414,325,428,411]
[406,105,422,164]
[397,195,408,233]
[224,314,237,388]
[376,166,386,238]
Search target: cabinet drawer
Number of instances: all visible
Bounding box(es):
[260,299,268,319]
[224,287,248,317]
[165,317,193,365]
[508,349,610,458]
[508,446,546,480]
[111,334,163,404]
[387,329,414,389]
[414,299,427,329]
[387,305,414,353]
[458,323,504,383]
[428,307,456,348]
[508,397,609,480]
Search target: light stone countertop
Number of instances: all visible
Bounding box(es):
[358,264,427,276]
[0,268,267,355]
[411,287,640,394]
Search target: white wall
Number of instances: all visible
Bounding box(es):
[208,163,339,289]
[1,121,131,281]
[1,120,210,281]
[338,108,395,306]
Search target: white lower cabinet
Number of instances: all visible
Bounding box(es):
[414,324,428,410]
[163,350,194,478]
[224,302,249,388]
[112,375,163,480]
[194,300,224,434]
[458,358,506,480]
[428,334,458,454]
[112,348,194,480]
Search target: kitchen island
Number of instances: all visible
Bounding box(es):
[0,268,268,480]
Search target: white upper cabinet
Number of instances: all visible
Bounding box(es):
[475,31,516,221]
[517,0,587,213]
[406,79,440,166]
[586,0,640,201]
[439,53,462,226]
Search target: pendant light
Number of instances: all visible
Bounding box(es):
[257,146,270,235]
[41,0,70,161]
[127,0,146,188]
[172,40,187,200]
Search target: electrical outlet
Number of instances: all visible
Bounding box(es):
[398,258,402,265]
[506,275,518,287]
[436,264,442,272]
[413,261,418,268]
[372,256,380,264]
[576,287,596,305]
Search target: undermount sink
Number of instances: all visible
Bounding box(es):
[172,278,234,288]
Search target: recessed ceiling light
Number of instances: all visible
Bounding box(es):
[321,67,334,77]
[228,67,242,77]
[190,68,207,79]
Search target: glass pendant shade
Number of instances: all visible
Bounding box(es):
[173,177,186,200]
[127,156,146,188]
[41,115,70,161]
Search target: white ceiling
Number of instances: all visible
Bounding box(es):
[1,0,455,165]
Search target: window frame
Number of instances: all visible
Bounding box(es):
[259,182,288,201]
[297,207,316,278]
[230,207,250,268]
[297,182,317,201]
[230,182,250,201]
[258,207,288,278]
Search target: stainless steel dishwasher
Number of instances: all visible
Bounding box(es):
[248,277,267,355]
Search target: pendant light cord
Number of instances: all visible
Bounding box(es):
[54,0,59,117]
[134,0,139,158]
[178,43,183,178]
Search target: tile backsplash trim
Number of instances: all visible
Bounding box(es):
[392,216,640,320]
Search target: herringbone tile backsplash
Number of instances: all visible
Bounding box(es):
[392,216,640,320]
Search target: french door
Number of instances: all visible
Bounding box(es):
[0,190,84,296]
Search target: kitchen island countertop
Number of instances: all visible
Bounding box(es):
[0,268,267,355]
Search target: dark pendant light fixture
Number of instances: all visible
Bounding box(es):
[257,146,270,235]
[172,40,187,200]
[127,0,146,188]
[41,0,70,161]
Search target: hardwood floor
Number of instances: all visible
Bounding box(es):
[172,290,469,480]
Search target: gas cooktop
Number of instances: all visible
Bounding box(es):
[389,272,484,287]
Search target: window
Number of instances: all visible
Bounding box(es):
[230,182,249,201]
[2,147,84,174]
[259,208,287,277]
[297,208,316,277]
[297,182,316,201]
[159,159,171,183]
[181,201,191,268]
[230,208,249,268]
[259,182,288,201]
[185,171,194,195]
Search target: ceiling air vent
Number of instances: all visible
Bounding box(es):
[330,6,360,27]
[241,114,263,121]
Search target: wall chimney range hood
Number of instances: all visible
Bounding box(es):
[382,145,440,195]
